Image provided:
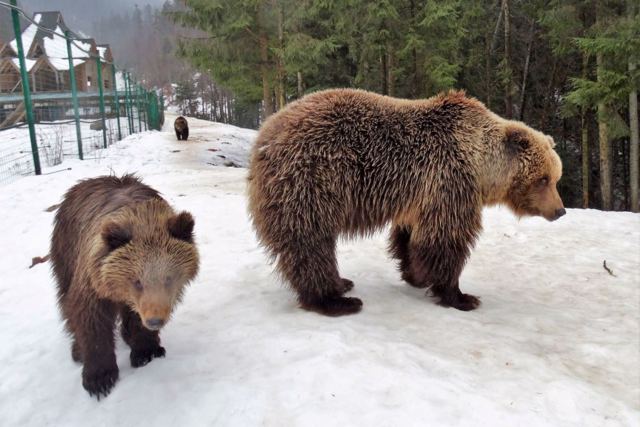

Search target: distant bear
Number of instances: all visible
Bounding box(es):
[247,89,564,316]
[51,175,199,399]
[174,116,189,140]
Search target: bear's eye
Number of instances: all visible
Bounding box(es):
[537,176,549,188]
[133,280,143,292]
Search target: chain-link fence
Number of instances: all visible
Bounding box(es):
[0,1,164,185]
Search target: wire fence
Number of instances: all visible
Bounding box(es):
[0,1,164,185]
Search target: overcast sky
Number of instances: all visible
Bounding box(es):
[20,0,167,32]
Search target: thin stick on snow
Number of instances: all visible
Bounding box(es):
[603,260,616,277]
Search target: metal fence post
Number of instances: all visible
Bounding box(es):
[135,79,142,133]
[11,0,41,175]
[158,91,164,130]
[65,31,83,160]
[125,72,133,133]
[111,64,122,141]
[95,55,107,148]
[141,86,148,131]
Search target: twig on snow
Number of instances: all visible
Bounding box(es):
[603,260,616,277]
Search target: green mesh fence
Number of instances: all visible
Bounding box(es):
[0,1,163,185]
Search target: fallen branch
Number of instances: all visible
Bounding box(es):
[603,260,616,277]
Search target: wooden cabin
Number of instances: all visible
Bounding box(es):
[0,11,114,94]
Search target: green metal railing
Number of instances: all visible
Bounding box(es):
[0,1,164,184]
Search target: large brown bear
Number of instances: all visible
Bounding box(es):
[247,89,564,316]
[51,175,199,399]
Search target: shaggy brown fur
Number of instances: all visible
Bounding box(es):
[174,116,189,141]
[51,175,199,399]
[247,89,564,316]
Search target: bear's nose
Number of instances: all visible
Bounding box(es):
[554,208,566,220]
[144,318,165,330]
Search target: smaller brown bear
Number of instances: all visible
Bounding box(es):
[174,116,189,140]
[51,175,199,399]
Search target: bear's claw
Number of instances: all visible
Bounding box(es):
[82,363,119,400]
[130,345,166,368]
[338,278,354,294]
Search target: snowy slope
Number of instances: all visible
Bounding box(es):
[0,116,637,427]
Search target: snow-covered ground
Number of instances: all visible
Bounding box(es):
[0,118,136,184]
[0,115,638,427]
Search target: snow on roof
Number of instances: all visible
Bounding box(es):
[7,12,111,72]
[97,46,107,60]
[10,57,37,72]
[42,25,89,70]
[9,13,41,54]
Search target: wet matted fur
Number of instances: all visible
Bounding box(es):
[51,174,199,399]
[247,89,564,316]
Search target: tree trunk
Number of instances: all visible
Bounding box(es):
[381,50,388,95]
[257,3,273,120]
[387,48,395,97]
[276,1,286,110]
[518,19,535,120]
[410,0,419,97]
[297,71,303,98]
[502,0,512,118]
[629,0,639,212]
[581,53,590,208]
[596,6,612,210]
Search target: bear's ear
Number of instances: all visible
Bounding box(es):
[505,127,530,156]
[168,211,195,243]
[102,221,132,251]
[546,135,556,148]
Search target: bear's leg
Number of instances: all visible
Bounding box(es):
[121,306,166,368]
[183,128,189,141]
[279,237,363,316]
[389,225,428,288]
[175,129,181,140]
[409,239,480,311]
[69,294,119,399]
[61,310,83,363]
[71,339,82,363]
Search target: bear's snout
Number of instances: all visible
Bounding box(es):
[553,208,566,220]
[143,317,165,331]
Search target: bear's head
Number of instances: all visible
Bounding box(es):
[503,124,565,222]
[94,199,199,330]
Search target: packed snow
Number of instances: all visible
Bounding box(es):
[0,114,638,426]
[0,118,131,184]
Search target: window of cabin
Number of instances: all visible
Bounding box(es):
[87,76,92,87]
[104,79,110,89]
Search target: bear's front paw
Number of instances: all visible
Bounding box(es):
[82,362,119,400]
[130,345,166,368]
[437,292,481,311]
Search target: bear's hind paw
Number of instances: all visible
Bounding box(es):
[437,292,481,311]
[302,296,363,316]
